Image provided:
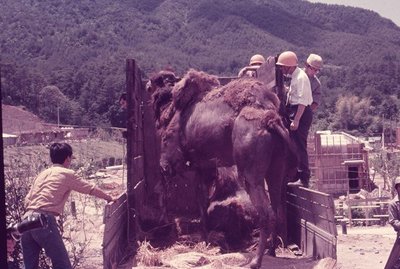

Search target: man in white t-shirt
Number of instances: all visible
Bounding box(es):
[276,51,313,188]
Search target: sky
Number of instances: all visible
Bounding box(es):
[306,0,400,26]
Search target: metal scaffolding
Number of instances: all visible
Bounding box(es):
[309,131,371,196]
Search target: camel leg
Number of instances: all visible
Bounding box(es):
[196,180,209,241]
[245,178,276,269]
[195,167,217,241]
[265,174,285,256]
[232,115,280,268]
[155,175,169,224]
[266,141,288,248]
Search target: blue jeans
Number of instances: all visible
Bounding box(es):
[21,213,72,269]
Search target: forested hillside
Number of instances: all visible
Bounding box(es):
[1,0,399,137]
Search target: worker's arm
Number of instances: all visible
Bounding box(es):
[90,187,114,202]
[290,104,305,131]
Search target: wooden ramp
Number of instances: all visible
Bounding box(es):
[103,193,136,269]
[287,186,337,259]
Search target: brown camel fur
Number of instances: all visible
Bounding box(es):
[148,65,297,269]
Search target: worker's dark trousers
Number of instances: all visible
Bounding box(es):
[287,105,313,184]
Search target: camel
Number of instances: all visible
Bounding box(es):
[147,60,297,269]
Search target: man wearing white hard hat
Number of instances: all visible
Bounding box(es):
[304,54,323,112]
[238,54,266,78]
[276,51,313,188]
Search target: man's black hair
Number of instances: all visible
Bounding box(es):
[50,142,73,164]
[119,93,127,102]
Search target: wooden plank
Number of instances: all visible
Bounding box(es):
[127,59,142,193]
[141,93,165,205]
[286,204,334,235]
[287,198,314,224]
[292,200,333,222]
[287,190,337,236]
[103,212,126,248]
[125,58,169,249]
[132,156,145,184]
[126,58,141,258]
[352,218,381,221]
[346,197,390,205]
[103,194,129,269]
[287,193,333,219]
[289,186,333,205]
[103,196,128,243]
[287,187,337,260]
[300,219,337,259]
[348,205,380,209]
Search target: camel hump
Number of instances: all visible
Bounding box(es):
[256,56,276,91]
[172,69,220,110]
[219,78,280,113]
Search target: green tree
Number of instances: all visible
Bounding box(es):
[1,62,46,113]
[380,95,400,121]
[331,95,380,135]
[38,85,89,125]
[370,150,400,194]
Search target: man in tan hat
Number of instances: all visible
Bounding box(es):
[238,54,266,77]
[304,53,323,112]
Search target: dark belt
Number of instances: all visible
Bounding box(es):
[287,104,310,109]
[26,209,59,217]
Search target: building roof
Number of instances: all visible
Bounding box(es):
[317,131,357,146]
[342,160,365,165]
[316,130,373,150]
[2,133,18,138]
[1,104,59,134]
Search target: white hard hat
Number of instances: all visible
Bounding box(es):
[249,54,266,66]
[306,54,323,69]
[276,51,298,67]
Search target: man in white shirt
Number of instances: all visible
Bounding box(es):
[276,51,313,188]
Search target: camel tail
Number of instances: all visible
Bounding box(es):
[263,111,298,169]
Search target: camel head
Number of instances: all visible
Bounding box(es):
[146,70,180,94]
[158,111,187,177]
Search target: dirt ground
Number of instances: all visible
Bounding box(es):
[337,225,396,269]
[77,218,397,269]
